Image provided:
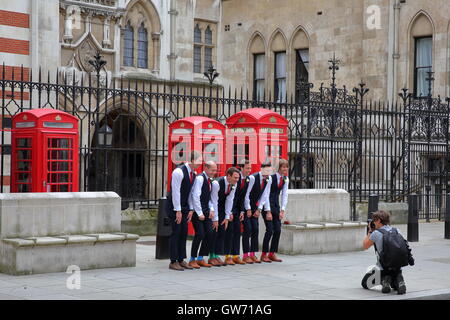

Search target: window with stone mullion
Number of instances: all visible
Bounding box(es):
[123,23,134,67]
[414,36,432,98]
[137,24,148,69]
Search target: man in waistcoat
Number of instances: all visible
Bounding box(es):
[242,162,273,264]
[224,160,253,265]
[167,151,202,271]
[209,167,240,266]
[261,159,289,263]
[188,161,218,268]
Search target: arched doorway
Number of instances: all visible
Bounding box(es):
[88,110,147,209]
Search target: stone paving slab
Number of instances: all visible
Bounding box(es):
[0,222,448,300]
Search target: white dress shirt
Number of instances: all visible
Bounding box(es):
[211,178,237,221]
[244,173,272,211]
[192,172,214,218]
[171,163,194,212]
[264,172,289,212]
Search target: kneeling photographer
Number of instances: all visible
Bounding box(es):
[362,210,414,295]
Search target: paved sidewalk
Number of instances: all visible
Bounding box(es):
[0,222,449,300]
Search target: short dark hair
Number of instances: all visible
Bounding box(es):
[226,167,240,176]
[372,210,390,225]
[237,159,250,168]
[261,161,272,169]
[189,150,202,163]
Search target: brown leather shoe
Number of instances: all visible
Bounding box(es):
[251,255,261,263]
[197,259,212,268]
[216,257,226,266]
[225,257,236,265]
[169,262,184,271]
[243,256,254,264]
[269,253,283,262]
[208,258,222,267]
[232,256,246,265]
[261,255,272,263]
[188,260,201,269]
[179,260,193,269]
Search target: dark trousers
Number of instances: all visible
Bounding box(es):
[381,269,404,288]
[191,212,214,258]
[262,211,282,253]
[242,211,259,253]
[169,210,188,262]
[211,212,226,255]
[224,212,242,255]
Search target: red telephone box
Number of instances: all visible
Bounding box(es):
[168,116,226,236]
[168,116,226,188]
[226,108,288,172]
[11,109,79,193]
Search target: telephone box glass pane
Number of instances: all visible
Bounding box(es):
[17,138,31,148]
[18,161,31,171]
[18,184,31,192]
[203,143,220,163]
[172,142,188,164]
[17,150,31,160]
[17,173,30,183]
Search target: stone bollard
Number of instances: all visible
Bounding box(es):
[446,194,450,240]
[155,197,171,259]
[408,194,419,242]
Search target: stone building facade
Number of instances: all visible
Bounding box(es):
[1,0,450,205]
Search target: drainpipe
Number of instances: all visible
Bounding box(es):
[393,0,401,102]
[168,0,178,81]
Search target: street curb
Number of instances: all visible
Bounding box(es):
[369,288,450,300]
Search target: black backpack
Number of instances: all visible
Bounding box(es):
[375,228,410,270]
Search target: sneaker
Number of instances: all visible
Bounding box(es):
[381,276,391,294]
[395,274,406,295]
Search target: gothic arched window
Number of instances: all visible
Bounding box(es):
[138,23,148,68]
[123,22,134,66]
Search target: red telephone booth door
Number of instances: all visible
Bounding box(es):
[44,134,78,192]
[13,136,34,192]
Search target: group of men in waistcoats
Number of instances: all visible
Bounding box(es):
[166,150,289,271]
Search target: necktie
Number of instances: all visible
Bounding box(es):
[261,178,265,190]
[226,184,231,195]
[207,178,211,191]
[190,171,193,183]
[240,178,245,189]
[278,176,284,189]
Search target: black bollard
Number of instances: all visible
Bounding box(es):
[367,194,379,234]
[445,194,450,240]
[155,197,172,259]
[407,194,419,242]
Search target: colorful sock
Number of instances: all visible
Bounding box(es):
[243,253,249,258]
[209,254,215,260]
[226,255,231,259]
[268,252,274,257]
[250,252,255,257]
[197,256,203,261]
[233,255,238,259]
[190,257,196,262]
[261,252,267,257]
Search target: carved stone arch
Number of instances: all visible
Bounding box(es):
[268,29,288,102]
[247,32,267,99]
[121,0,161,72]
[407,11,435,96]
[268,28,287,52]
[289,26,311,98]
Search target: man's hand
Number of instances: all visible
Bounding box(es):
[209,211,215,220]
[187,211,194,223]
[280,210,285,220]
[221,219,229,230]
[266,211,272,221]
[246,210,252,218]
[253,209,261,218]
[175,211,182,224]
[199,214,205,221]
[213,221,219,232]
[229,214,234,222]
[239,212,244,222]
